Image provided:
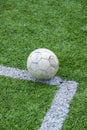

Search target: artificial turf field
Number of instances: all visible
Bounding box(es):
[0,0,87,130]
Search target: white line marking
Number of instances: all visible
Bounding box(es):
[0,65,32,80]
[39,81,78,130]
[0,65,63,86]
[0,65,78,130]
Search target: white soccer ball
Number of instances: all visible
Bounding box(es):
[27,48,59,80]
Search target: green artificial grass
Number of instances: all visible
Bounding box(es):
[0,76,57,130]
[0,0,87,130]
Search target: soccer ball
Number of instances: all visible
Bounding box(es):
[27,48,59,80]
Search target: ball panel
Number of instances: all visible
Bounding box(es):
[47,66,58,78]
[28,67,39,79]
[35,69,48,80]
[30,52,41,63]
[39,59,50,70]
[30,63,39,72]
[41,51,52,59]
[29,69,49,80]
[49,55,59,68]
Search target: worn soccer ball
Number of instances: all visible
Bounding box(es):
[27,48,59,80]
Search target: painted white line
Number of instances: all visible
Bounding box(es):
[0,65,63,86]
[39,81,78,130]
[0,65,32,80]
[0,65,78,130]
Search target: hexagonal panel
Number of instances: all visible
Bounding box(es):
[39,59,50,70]
[49,55,58,68]
[35,69,48,79]
[31,52,41,63]
[47,66,57,78]
[28,66,38,78]
[41,51,52,59]
[30,63,39,72]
